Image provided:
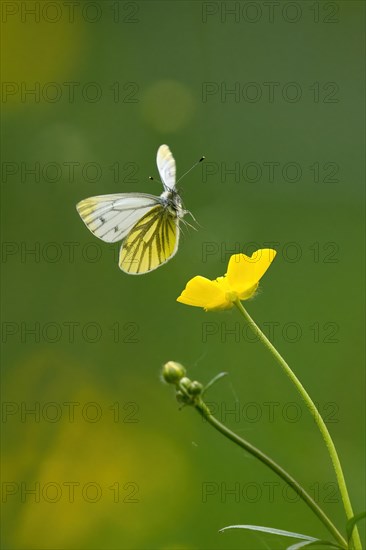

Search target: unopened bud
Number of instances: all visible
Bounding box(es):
[189,381,203,396]
[162,361,186,384]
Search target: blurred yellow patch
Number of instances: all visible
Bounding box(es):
[1,13,85,108]
[2,352,194,549]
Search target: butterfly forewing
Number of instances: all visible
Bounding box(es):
[119,205,179,274]
[76,193,160,243]
[157,145,176,190]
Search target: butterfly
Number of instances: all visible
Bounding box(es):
[76,145,198,275]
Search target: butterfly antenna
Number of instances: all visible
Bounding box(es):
[176,155,205,184]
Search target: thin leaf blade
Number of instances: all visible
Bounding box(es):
[287,539,344,550]
[346,510,366,540]
[287,541,316,550]
[219,524,318,542]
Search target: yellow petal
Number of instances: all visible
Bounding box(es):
[227,249,277,296]
[177,276,231,310]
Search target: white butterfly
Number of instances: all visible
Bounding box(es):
[77,145,194,274]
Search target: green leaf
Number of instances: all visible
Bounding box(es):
[219,524,318,542]
[287,542,321,550]
[287,539,344,550]
[346,511,366,541]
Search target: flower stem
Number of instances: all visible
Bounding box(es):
[194,397,347,548]
[234,300,361,550]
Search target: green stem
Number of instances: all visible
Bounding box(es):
[234,300,361,550]
[194,397,347,548]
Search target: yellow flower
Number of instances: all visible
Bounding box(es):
[177,249,277,311]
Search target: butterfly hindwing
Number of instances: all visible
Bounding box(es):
[76,193,160,243]
[119,205,179,274]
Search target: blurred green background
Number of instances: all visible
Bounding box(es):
[1,1,365,548]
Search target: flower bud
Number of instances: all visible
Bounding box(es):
[162,361,186,384]
[189,381,203,396]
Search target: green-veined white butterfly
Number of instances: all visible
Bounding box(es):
[76,145,202,274]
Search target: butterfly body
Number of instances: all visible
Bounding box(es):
[76,145,188,275]
[160,189,185,217]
